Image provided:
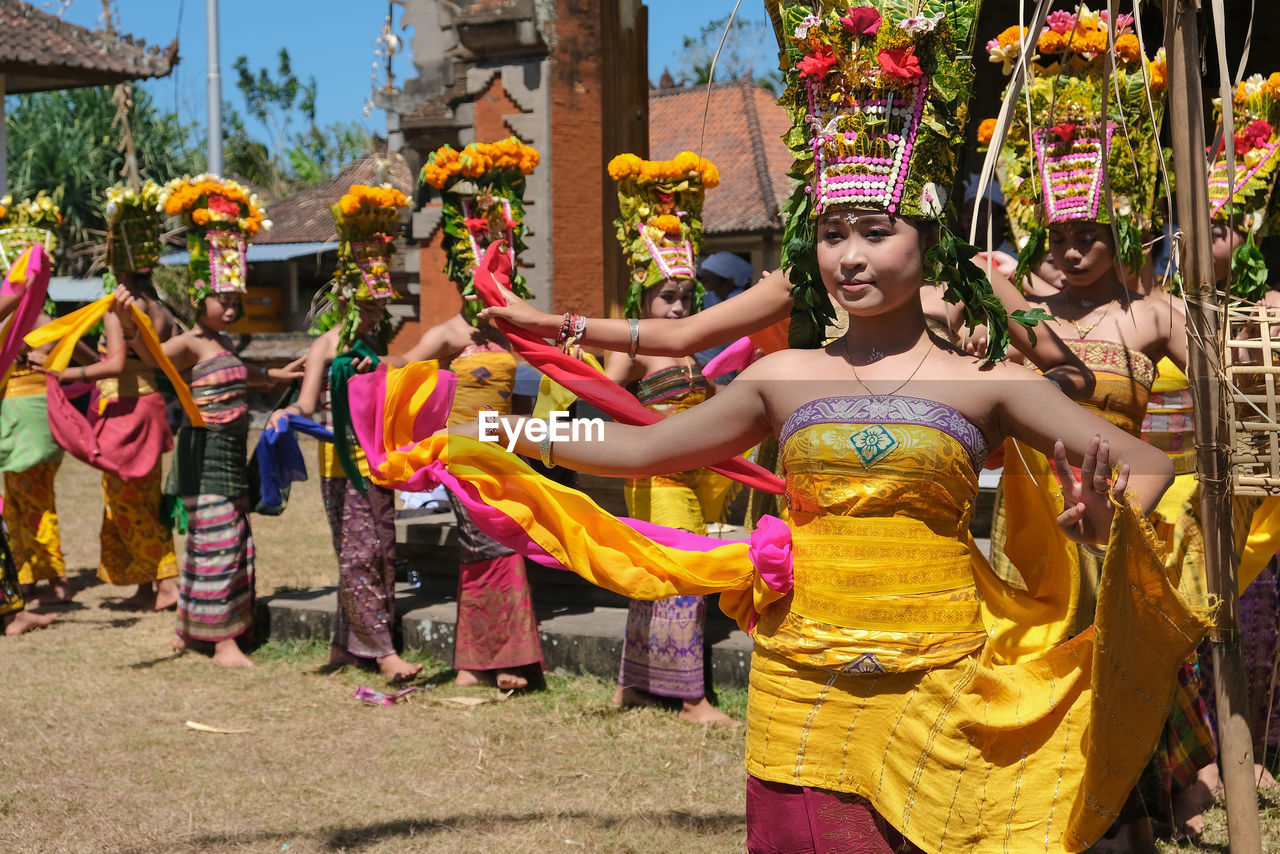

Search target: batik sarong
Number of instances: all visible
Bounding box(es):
[6,461,64,585]
[321,476,397,659]
[174,494,255,642]
[450,492,543,671]
[100,466,178,585]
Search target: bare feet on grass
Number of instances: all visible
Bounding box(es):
[153,578,179,611]
[377,653,423,683]
[211,639,254,668]
[679,697,739,727]
[613,686,660,707]
[3,610,57,635]
[171,634,187,653]
[118,585,155,611]
[455,668,530,690]
[328,644,365,668]
[26,579,73,604]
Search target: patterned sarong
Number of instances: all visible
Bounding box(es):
[321,476,397,659]
[175,495,255,642]
[6,460,65,585]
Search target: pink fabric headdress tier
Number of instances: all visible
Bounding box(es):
[350,238,396,300]
[809,81,929,217]
[0,245,50,383]
[1032,123,1116,224]
[640,230,695,280]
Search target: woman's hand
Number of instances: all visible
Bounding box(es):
[962,325,990,359]
[111,284,140,339]
[1054,435,1130,545]
[266,407,296,432]
[352,355,376,374]
[976,250,1018,281]
[477,288,558,336]
[268,356,306,384]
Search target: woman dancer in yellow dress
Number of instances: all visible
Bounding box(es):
[357,4,1209,849]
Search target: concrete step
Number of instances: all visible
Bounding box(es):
[258,584,754,689]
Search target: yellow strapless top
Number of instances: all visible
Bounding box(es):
[447,348,516,427]
[2,363,47,398]
[1143,357,1195,476]
[753,396,990,674]
[1064,339,1155,436]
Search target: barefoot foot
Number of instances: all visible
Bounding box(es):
[153,578,179,611]
[328,644,366,668]
[27,579,73,605]
[171,634,187,653]
[613,686,659,708]
[495,670,529,691]
[679,697,739,727]
[3,610,57,635]
[119,585,156,611]
[455,669,495,687]
[1173,777,1213,840]
[211,639,254,668]
[377,653,423,683]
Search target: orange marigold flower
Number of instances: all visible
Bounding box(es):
[1268,72,1280,96]
[192,209,211,226]
[608,153,643,181]
[652,215,682,235]
[996,25,1026,49]
[977,118,997,146]
[1114,33,1141,64]
[1037,30,1067,54]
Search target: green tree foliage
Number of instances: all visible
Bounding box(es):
[676,16,784,94]
[6,85,202,274]
[231,48,371,193]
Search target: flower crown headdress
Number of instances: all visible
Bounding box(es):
[770,0,1037,360]
[308,183,409,349]
[421,137,539,326]
[607,152,719,319]
[160,174,269,304]
[1208,73,1280,300]
[0,191,60,278]
[104,181,163,278]
[977,5,1168,278]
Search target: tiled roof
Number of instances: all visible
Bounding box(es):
[649,79,793,235]
[0,0,177,94]
[256,151,414,245]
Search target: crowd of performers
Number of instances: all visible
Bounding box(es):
[5,0,1280,851]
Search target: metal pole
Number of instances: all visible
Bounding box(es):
[206,0,223,175]
[1164,2,1263,851]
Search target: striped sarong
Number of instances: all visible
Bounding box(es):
[175,495,255,642]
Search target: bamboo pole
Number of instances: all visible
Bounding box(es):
[1163,2,1262,851]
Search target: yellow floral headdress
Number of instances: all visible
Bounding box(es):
[310,183,409,349]
[608,152,718,319]
[0,191,60,278]
[421,137,539,325]
[104,181,163,277]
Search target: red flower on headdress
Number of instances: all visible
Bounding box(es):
[207,194,239,217]
[841,7,881,37]
[1235,119,1274,153]
[877,48,923,82]
[797,45,838,79]
[1052,123,1078,143]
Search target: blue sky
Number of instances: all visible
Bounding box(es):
[43,0,773,143]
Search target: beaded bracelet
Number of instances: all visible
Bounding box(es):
[556,312,573,347]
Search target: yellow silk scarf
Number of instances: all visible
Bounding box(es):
[24,295,204,427]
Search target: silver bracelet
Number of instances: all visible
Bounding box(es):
[1081,543,1106,558]
[539,433,556,468]
[628,317,639,359]
[572,314,587,340]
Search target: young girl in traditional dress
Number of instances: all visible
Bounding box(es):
[267,183,419,682]
[401,138,544,691]
[600,152,734,725]
[120,175,296,667]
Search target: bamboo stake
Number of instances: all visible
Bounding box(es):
[1164,2,1262,851]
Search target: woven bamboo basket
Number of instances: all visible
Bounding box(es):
[1224,300,1280,495]
[107,208,161,274]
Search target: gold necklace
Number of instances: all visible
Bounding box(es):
[1068,295,1113,339]
[843,338,932,397]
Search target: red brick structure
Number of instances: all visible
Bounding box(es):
[376,0,647,354]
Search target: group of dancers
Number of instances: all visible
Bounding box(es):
[4,0,1280,851]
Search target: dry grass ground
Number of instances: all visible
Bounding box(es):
[1,442,1278,852]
